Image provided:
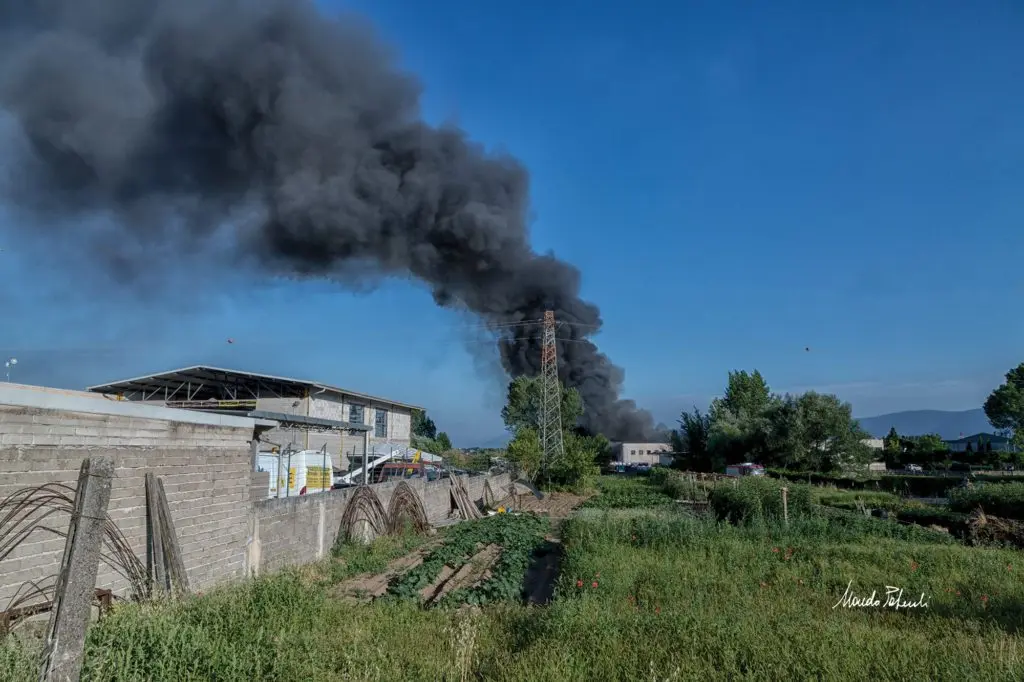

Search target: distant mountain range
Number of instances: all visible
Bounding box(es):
[855,409,993,440]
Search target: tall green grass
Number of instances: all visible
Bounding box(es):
[949,482,1024,520]
[2,494,1021,680]
[708,476,813,524]
[540,513,1023,680]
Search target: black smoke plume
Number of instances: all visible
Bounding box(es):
[0,0,655,441]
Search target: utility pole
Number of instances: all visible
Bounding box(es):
[539,311,565,482]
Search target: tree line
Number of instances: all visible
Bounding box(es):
[670,370,873,473]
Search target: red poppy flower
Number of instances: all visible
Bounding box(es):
[591,581,599,588]
[576,580,583,588]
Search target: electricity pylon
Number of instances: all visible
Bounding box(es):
[539,310,565,480]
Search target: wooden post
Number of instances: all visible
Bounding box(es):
[40,458,114,682]
[781,486,789,526]
[145,474,168,595]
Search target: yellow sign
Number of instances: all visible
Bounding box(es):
[288,468,296,489]
[307,466,331,489]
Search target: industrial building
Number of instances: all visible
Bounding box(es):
[613,442,674,467]
[87,366,422,471]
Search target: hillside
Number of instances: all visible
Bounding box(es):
[855,408,993,440]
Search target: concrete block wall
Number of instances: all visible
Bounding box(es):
[0,385,260,606]
[0,382,511,603]
[249,473,511,575]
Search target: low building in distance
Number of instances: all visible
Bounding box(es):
[613,442,673,467]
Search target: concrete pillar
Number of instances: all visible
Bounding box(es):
[40,457,114,682]
[316,499,326,559]
[246,514,261,578]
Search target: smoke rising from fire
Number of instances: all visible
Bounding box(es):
[0,0,655,441]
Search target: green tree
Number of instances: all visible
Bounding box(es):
[915,433,947,453]
[705,370,777,468]
[884,427,900,453]
[546,431,606,489]
[411,410,437,439]
[500,376,593,487]
[710,370,773,422]
[672,407,713,471]
[984,363,1024,449]
[505,427,542,480]
[797,392,873,472]
[500,376,584,435]
[435,432,453,452]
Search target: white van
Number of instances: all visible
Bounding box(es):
[256,450,335,499]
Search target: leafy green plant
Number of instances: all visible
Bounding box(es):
[385,513,549,605]
[439,515,549,607]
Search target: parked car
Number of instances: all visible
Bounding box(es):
[906,464,923,473]
[725,463,766,477]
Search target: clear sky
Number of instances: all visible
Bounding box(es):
[1,1,1022,445]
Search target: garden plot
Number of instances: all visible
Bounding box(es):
[326,513,553,610]
[330,539,442,603]
[502,490,591,517]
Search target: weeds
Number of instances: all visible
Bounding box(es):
[2,481,1021,680]
[581,476,676,509]
[950,482,1024,520]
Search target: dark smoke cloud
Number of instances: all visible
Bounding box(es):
[0,0,655,441]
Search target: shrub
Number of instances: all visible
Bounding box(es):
[582,477,676,509]
[895,505,970,528]
[948,482,1024,520]
[708,477,812,525]
[814,489,904,511]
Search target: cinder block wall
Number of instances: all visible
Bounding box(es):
[0,387,258,606]
[250,472,512,575]
[1,383,514,602]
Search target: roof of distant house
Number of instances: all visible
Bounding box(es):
[943,432,1010,444]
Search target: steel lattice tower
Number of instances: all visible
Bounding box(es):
[539,310,565,479]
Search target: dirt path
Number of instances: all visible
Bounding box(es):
[523,538,562,605]
[330,541,440,602]
[422,543,503,605]
[499,491,591,518]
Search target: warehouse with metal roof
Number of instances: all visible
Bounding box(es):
[88,365,423,470]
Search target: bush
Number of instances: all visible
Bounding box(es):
[708,477,812,525]
[895,505,970,529]
[815,490,904,512]
[768,469,870,489]
[948,482,1024,520]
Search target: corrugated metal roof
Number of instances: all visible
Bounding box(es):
[86,365,423,411]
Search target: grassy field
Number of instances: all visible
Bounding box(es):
[2,477,1022,681]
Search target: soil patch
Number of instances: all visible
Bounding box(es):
[330,542,440,603]
[501,491,591,518]
[423,543,503,605]
[523,538,562,605]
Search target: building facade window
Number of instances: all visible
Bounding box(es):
[348,404,364,424]
[374,408,388,438]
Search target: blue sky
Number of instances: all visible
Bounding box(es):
[1,1,1023,445]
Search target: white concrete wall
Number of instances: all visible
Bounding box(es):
[617,442,672,466]
[368,404,411,446]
